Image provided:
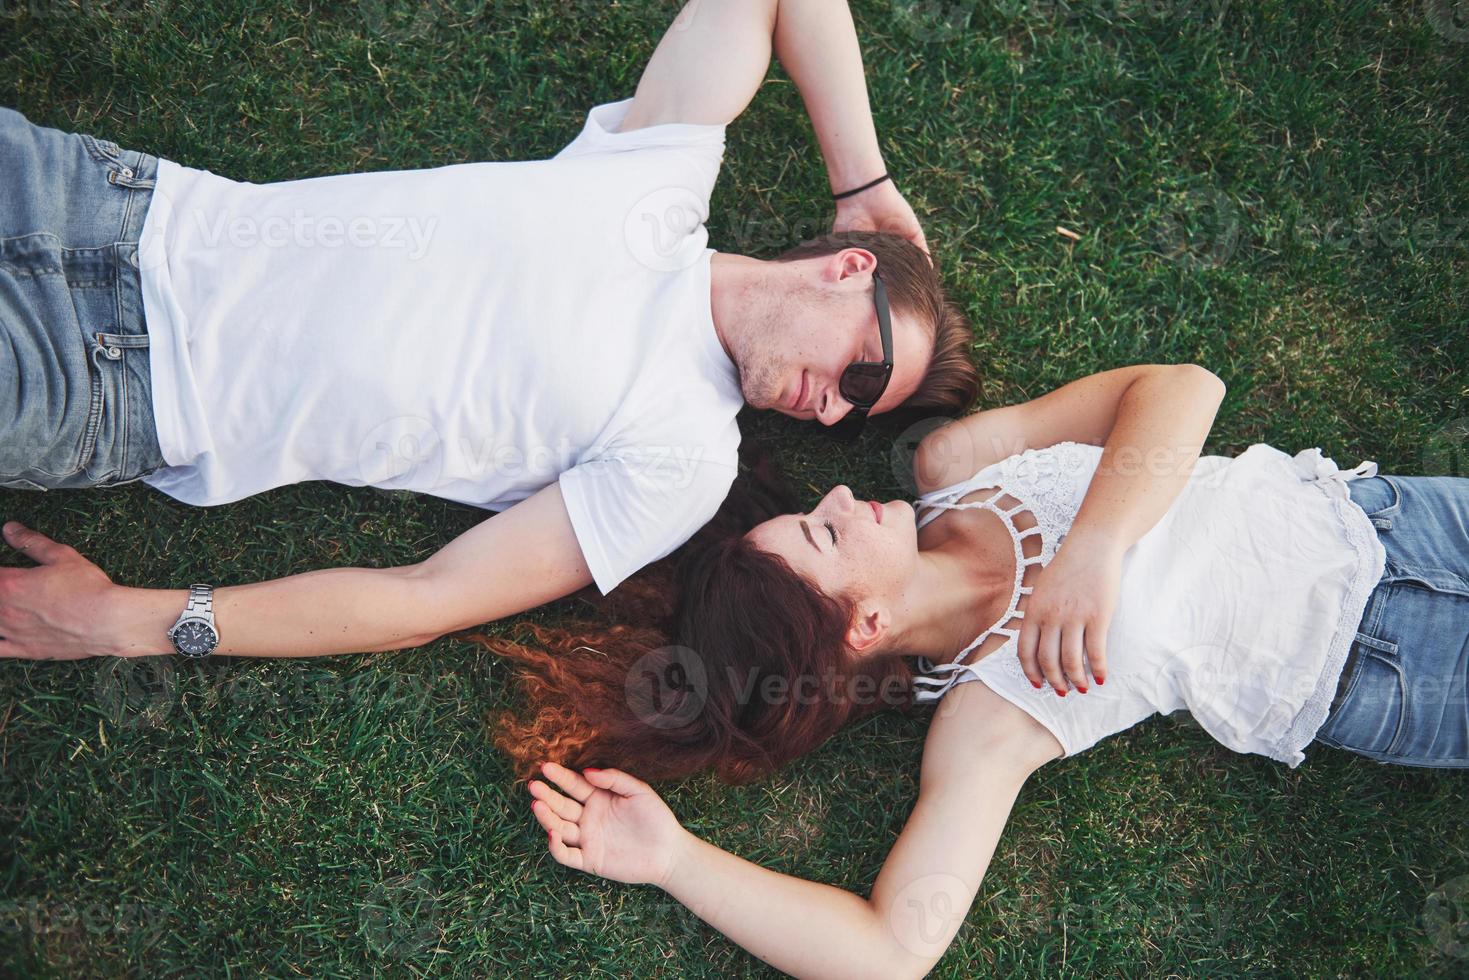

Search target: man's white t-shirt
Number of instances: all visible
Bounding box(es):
[135,99,744,593]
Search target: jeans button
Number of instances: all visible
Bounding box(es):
[108,346,121,358]
[128,251,139,268]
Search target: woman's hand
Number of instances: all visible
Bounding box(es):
[1015,530,1121,694]
[528,761,691,888]
[833,178,930,259]
[0,522,117,660]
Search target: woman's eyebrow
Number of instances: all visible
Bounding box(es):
[799,519,819,552]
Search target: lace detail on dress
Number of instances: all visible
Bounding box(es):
[911,442,1104,703]
[1276,448,1386,760]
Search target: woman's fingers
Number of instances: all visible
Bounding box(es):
[530,797,581,848]
[581,767,654,799]
[1037,623,1067,694]
[1060,624,1088,693]
[1016,620,1044,688]
[547,828,585,871]
[1085,619,1109,686]
[528,779,583,822]
[539,761,596,803]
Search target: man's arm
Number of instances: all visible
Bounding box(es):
[620,0,923,247]
[99,483,591,658]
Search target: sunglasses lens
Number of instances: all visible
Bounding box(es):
[840,364,890,407]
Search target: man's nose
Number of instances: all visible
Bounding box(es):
[814,383,853,427]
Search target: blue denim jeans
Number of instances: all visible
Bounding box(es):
[0,106,166,491]
[1312,474,1469,767]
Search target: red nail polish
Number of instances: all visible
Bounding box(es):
[1031,680,1042,689]
[1096,677,1105,686]
[1056,689,1067,697]
[1077,686,1088,694]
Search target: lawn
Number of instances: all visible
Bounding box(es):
[2,0,1466,976]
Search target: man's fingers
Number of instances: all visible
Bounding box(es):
[540,761,596,803]
[2,522,67,564]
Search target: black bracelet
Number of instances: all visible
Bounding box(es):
[833,173,892,201]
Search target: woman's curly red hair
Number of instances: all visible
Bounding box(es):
[463,443,919,785]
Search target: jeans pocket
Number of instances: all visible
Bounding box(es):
[0,235,104,481]
[1317,633,1407,758]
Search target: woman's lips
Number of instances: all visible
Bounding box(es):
[870,499,883,524]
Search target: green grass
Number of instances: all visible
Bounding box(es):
[2,0,1467,975]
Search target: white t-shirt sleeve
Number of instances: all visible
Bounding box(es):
[554,98,726,198]
[559,451,738,595]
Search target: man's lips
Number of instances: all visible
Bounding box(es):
[869,499,883,524]
[790,371,808,413]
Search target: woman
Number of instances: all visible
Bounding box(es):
[501,363,1467,979]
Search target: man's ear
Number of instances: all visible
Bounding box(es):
[845,602,890,655]
[828,247,877,283]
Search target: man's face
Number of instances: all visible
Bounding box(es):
[738,251,933,426]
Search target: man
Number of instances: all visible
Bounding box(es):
[0,0,978,661]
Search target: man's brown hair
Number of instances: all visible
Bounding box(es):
[772,230,979,416]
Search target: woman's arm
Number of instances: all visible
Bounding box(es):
[529,682,1062,980]
[914,363,1228,692]
[617,0,927,252]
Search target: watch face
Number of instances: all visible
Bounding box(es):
[174,620,218,657]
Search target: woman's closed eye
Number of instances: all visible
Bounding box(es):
[824,520,838,545]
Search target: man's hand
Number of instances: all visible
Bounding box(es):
[621,1,926,258]
[0,521,117,660]
[833,177,930,258]
[1014,529,1120,694]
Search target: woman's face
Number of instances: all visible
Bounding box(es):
[744,485,920,607]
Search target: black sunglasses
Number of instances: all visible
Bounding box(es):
[829,269,894,442]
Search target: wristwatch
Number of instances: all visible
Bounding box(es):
[167,583,219,658]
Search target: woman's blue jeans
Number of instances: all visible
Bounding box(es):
[0,106,166,491]
[1313,474,1469,768]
